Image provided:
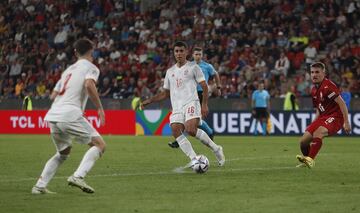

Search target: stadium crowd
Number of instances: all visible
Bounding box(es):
[0,0,359,101]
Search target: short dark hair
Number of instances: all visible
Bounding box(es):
[173,41,188,49]
[193,47,203,52]
[310,61,325,70]
[74,39,94,56]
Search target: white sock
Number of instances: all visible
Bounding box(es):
[195,129,219,152]
[176,134,197,160]
[73,146,101,178]
[35,153,67,188]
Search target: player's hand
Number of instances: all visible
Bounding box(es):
[213,87,222,97]
[201,104,209,118]
[140,99,151,110]
[343,121,351,134]
[98,109,105,126]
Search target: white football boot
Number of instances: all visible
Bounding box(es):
[67,175,95,193]
[31,186,56,194]
[214,145,225,166]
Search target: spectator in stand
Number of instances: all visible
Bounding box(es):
[304,43,317,67]
[283,85,299,111]
[0,0,359,102]
[272,52,290,77]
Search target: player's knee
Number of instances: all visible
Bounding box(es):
[59,154,68,161]
[59,146,72,155]
[171,128,182,138]
[313,128,326,139]
[172,131,181,138]
[91,137,106,152]
[54,151,69,162]
[185,127,197,137]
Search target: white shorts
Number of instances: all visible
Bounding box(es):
[170,100,201,124]
[49,117,101,152]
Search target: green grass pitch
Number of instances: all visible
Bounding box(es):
[0,135,359,213]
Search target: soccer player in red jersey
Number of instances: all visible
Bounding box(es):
[296,62,351,168]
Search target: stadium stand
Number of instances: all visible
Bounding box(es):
[0,0,359,101]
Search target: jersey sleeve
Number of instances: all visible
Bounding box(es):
[326,80,340,101]
[252,91,256,100]
[85,64,100,82]
[53,80,62,92]
[163,71,170,90]
[194,64,205,83]
[208,64,216,76]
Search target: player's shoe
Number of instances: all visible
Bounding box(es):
[67,175,95,193]
[214,145,225,166]
[296,155,315,168]
[31,186,56,194]
[168,140,179,148]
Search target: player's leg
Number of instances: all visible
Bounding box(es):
[296,126,327,168]
[254,119,259,135]
[197,91,213,139]
[68,136,105,193]
[171,123,197,160]
[299,131,313,156]
[66,117,106,193]
[261,117,267,136]
[253,109,259,135]
[296,131,313,167]
[185,105,225,166]
[168,118,215,149]
[73,136,105,178]
[260,108,269,136]
[308,126,328,159]
[32,123,71,194]
[198,119,214,139]
[170,112,197,160]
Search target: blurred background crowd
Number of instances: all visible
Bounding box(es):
[0,0,359,101]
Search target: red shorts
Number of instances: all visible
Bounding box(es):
[306,115,344,136]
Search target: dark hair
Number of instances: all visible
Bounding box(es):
[173,41,188,49]
[310,61,325,70]
[73,39,94,56]
[193,47,203,52]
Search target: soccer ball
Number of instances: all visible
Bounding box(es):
[191,155,209,174]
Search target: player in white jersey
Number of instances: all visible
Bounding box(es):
[32,39,106,194]
[141,41,225,167]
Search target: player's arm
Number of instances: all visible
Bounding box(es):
[251,93,256,115]
[50,80,61,101]
[199,80,209,118]
[85,79,105,126]
[50,91,59,101]
[334,96,351,133]
[213,71,222,96]
[141,89,170,108]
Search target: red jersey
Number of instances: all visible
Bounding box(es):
[311,78,341,117]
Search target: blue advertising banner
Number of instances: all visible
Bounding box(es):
[207,111,360,136]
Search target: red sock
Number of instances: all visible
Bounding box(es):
[308,138,322,159]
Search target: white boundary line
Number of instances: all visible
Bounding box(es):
[0,166,297,183]
[0,156,299,183]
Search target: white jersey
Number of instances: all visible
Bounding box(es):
[164,61,205,111]
[45,59,100,122]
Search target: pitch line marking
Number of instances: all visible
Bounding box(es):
[0,156,298,183]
